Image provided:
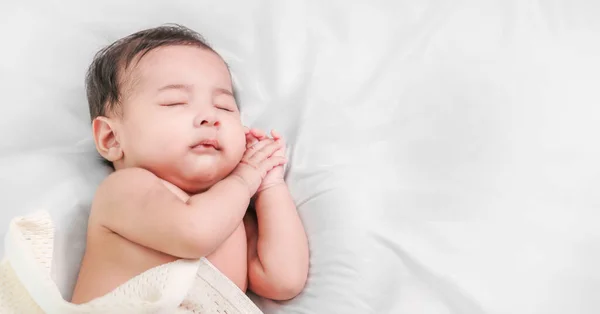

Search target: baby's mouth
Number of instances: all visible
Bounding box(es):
[191,139,220,151]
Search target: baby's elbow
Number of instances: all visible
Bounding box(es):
[176,224,216,259]
[271,270,308,301]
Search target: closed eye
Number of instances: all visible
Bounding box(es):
[216,105,234,112]
[161,103,186,107]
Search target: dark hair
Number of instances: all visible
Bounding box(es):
[85,24,215,120]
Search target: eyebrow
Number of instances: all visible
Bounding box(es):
[214,87,234,97]
[157,84,193,93]
[156,84,233,97]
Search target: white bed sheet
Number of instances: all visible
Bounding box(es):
[0,0,599,313]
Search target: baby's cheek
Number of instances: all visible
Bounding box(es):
[231,130,247,160]
[143,133,179,158]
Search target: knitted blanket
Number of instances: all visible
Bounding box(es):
[0,211,263,314]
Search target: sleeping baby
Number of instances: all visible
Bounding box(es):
[71,24,309,305]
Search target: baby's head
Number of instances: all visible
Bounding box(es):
[86,24,246,193]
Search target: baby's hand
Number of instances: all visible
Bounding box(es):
[231,130,286,196]
[245,128,287,193]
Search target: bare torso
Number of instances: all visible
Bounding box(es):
[71,180,248,304]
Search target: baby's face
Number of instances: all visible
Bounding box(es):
[115,45,246,193]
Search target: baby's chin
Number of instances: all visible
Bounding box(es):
[171,161,237,194]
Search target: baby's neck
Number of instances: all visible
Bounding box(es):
[160,179,192,202]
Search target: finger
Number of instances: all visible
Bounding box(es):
[271,129,282,140]
[275,135,285,147]
[250,128,267,140]
[248,139,283,163]
[272,145,286,157]
[243,126,250,134]
[259,156,288,173]
[245,139,275,159]
[245,131,257,141]
[246,133,260,148]
[248,140,281,162]
[271,135,286,156]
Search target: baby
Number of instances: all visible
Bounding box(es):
[71,25,309,304]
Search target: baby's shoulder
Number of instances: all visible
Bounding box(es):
[92,167,189,207]
[91,168,159,209]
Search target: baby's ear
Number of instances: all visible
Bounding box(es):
[92,116,123,162]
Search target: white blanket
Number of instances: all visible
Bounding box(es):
[0,211,263,314]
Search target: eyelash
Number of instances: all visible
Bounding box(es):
[160,103,233,112]
[217,106,234,112]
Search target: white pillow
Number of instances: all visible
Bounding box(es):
[1,1,599,313]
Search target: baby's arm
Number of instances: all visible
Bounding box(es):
[91,139,285,260]
[244,129,309,300]
[246,185,309,300]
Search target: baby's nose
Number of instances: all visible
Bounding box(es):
[193,111,220,128]
[201,119,220,127]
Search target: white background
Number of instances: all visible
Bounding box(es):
[0,0,599,313]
